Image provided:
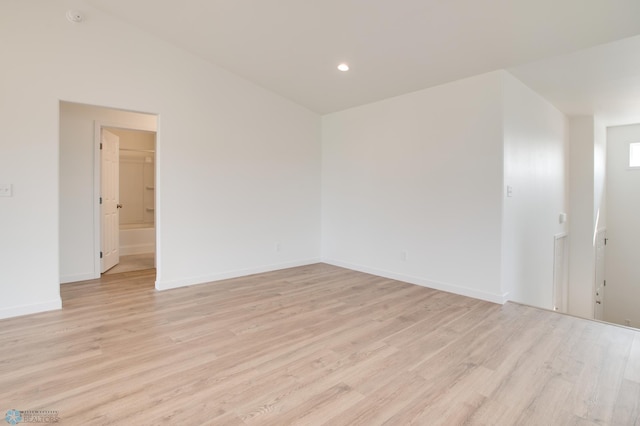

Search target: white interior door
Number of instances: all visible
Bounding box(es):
[101,129,120,273]
[594,229,606,320]
[605,133,640,328]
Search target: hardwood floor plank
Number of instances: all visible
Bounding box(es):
[611,379,640,425]
[322,371,428,426]
[624,334,640,384]
[0,264,639,425]
[569,322,634,424]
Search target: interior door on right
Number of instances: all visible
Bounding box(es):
[605,126,640,328]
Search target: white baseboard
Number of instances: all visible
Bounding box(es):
[322,258,509,305]
[0,298,62,320]
[155,258,322,291]
[60,272,98,284]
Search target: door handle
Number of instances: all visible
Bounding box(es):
[117,204,123,209]
[596,300,601,304]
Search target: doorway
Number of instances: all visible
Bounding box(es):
[59,101,158,284]
[100,127,157,275]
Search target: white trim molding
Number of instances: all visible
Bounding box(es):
[322,258,510,305]
[155,258,322,291]
[0,298,62,320]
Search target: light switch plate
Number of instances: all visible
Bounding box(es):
[0,183,13,197]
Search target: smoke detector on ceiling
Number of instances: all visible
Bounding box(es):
[66,10,84,23]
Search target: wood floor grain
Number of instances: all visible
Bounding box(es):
[0,263,638,425]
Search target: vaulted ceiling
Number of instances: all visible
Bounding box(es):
[87,0,640,122]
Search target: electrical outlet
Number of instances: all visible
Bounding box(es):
[401,251,408,261]
[275,242,281,252]
[625,319,631,326]
[506,185,514,197]
[0,183,12,197]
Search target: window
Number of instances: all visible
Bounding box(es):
[630,142,640,168]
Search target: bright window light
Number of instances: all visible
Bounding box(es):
[630,142,640,168]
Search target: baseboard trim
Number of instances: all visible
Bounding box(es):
[155,258,322,291]
[0,298,62,320]
[322,258,509,305]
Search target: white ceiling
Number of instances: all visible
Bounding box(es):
[86,0,640,121]
[509,35,640,126]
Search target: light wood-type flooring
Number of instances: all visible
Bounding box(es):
[1,264,639,425]
[103,253,155,275]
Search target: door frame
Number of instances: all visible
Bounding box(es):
[93,120,158,278]
[593,227,606,320]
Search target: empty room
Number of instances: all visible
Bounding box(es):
[1,1,640,424]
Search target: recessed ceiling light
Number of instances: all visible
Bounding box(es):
[337,63,349,72]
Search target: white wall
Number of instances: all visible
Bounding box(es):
[0,1,321,318]
[0,2,576,319]
[501,73,569,309]
[605,123,640,327]
[59,102,157,283]
[322,71,507,303]
[568,116,597,318]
